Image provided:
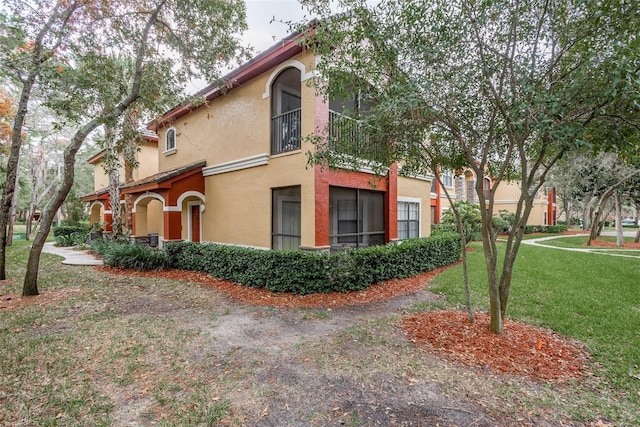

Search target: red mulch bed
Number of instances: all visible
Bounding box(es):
[94,265,451,308]
[588,239,640,249]
[402,311,590,382]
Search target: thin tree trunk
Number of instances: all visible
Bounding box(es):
[22,1,164,296]
[615,193,623,248]
[0,2,78,280]
[0,75,36,279]
[7,173,18,247]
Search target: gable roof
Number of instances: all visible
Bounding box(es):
[149,21,318,132]
[120,160,206,194]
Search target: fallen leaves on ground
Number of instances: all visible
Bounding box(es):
[0,287,84,310]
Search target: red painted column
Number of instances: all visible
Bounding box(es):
[131,212,137,235]
[315,166,330,247]
[164,210,182,240]
[314,78,331,248]
[431,178,441,224]
[103,199,113,232]
[386,163,398,242]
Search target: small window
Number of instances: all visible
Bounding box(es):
[165,127,176,153]
[483,177,491,200]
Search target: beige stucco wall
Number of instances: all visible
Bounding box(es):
[397,176,432,237]
[202,150,315,248]
[151,50,318,248]
[92,158,110,191]
[91,141,159,191]
[156,50,316,174]
[136,142,158,180]
[492,181,549,225]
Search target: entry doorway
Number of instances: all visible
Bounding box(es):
[189,203,201,243]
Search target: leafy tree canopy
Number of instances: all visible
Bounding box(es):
[300,0,640,333]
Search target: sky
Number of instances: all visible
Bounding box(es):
[185,0,312,94]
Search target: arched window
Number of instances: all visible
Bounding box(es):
[165,127,176,153]
[271,68,301,154]
[483,177,491,200]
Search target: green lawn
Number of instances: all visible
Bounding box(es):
[431,238,640,418]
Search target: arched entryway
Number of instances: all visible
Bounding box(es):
[178,191,205,243]
[132,193,164,239]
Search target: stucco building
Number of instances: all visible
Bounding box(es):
[84,29,434,249]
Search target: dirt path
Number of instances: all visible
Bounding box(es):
[176,289,495,426]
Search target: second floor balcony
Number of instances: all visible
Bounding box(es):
[271,108,301,155]
[328,110,381,162]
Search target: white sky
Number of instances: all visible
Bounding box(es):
[185,0,311,94]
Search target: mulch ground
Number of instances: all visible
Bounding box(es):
[587,239,640,249]
[402,311,590,382]
[95,265,591,382]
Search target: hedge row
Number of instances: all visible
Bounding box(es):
[161,232,461,294]
[524,224,568,234]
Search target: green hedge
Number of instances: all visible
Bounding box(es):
[163,232,461,294]
[100,242,168,271]
[524,224,568,234]
[53,225,91,238]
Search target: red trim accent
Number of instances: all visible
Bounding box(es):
[314,164,330,246]
[120,166,204,195]
[430,179,441,224]
[164,211,182,240]
[386,163,398,241]
[149,28,315,132]
[314,164,397,247]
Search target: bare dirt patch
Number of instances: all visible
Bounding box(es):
[2,264,600,426]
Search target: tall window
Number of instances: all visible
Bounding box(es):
[483,177,491,200]
[398,201,420,241]
[165,127,176,152]
[271,68,301,154]
[329,187,385,249]
[272,186,301,250]
[441,170,453,188]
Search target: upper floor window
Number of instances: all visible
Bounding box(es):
[165,127,177,155]
[483,177,491,200]
[441,170,453,188]
[271,68,301,155]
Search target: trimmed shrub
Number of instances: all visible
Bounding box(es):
[524,224,568,234]
[102,242,169,271]
[53,225,91,238]
[164,232,461,295]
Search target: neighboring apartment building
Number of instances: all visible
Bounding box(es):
[84,29,434,249]
[82,130,159,232]
[432,168,557,226]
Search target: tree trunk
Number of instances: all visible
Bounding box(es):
[23,123,99,295]
[7,175,18,247]
[22,3,162,295]
[615,193,624,248]
[0,75,37,279]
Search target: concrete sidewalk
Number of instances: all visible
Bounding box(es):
[521,234,640,259]
[42,242,103,266]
